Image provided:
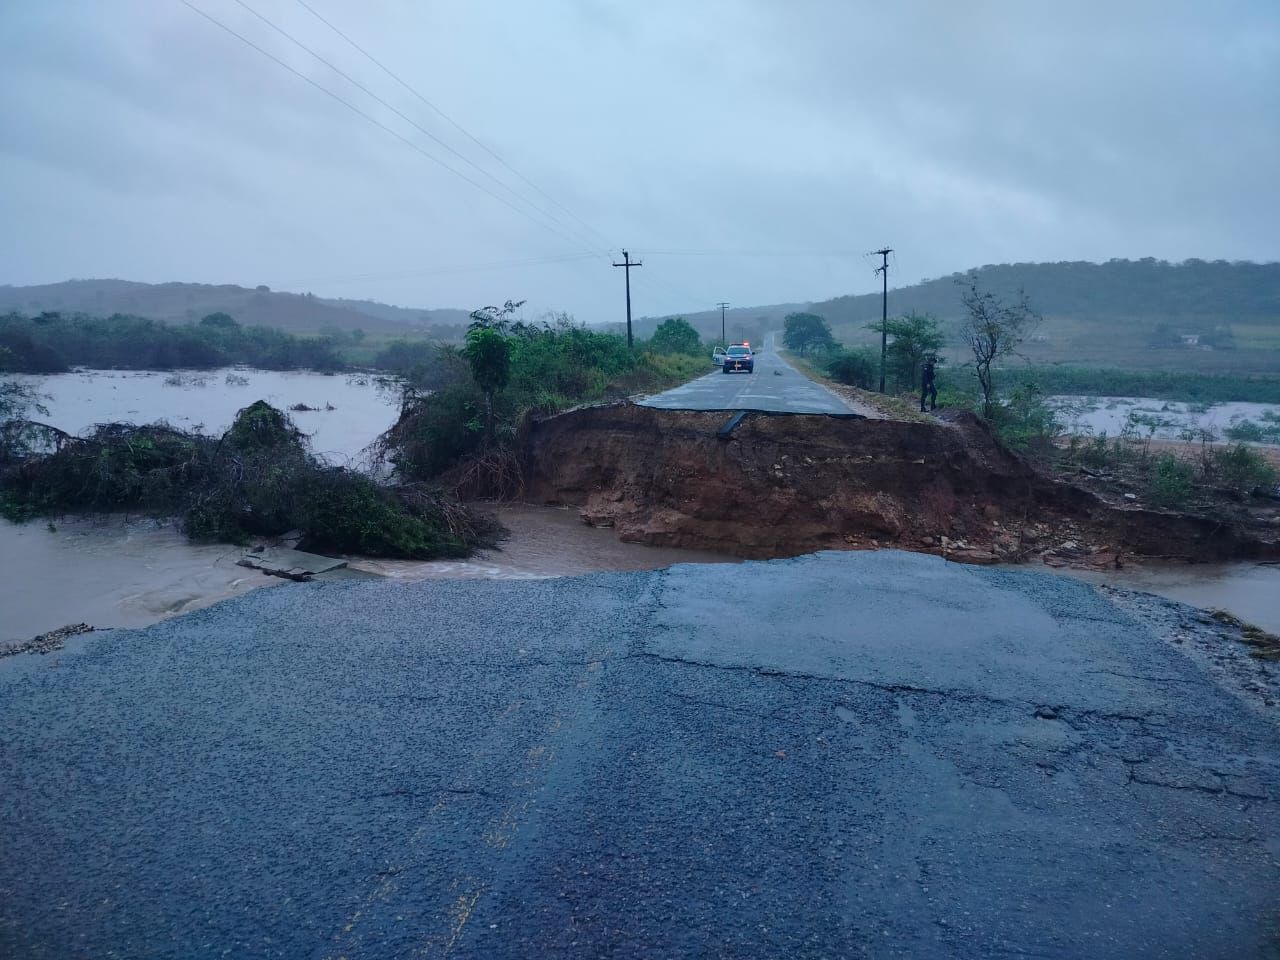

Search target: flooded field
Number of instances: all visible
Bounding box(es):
[10,368,402,463]
[1052,395,1280,444]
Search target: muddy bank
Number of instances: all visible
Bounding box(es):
[517,402,1280,564]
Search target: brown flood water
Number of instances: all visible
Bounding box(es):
[3,507,1277,643]
[1032,560,1280,635]
[0,506,737,643]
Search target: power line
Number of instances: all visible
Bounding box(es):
[223,0,605,254]
[638,249,863,258]
[179,0,597,254]
[631,268,709,319]
[278,252,602,286]
[290,0,617,253]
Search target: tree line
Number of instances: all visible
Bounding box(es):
[0,310,347,373]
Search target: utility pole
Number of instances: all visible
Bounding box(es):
[716,301,730,345]
[612,249,642,348]
[873,247,893,393]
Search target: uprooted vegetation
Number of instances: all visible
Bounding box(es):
[0,400,495,559]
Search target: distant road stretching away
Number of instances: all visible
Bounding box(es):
[638,334,879,416]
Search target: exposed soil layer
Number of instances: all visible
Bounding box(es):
[518,402,1280,565]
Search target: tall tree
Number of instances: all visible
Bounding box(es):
[648,317,701,355]
[879,311,944,390]
[782,312,835,355]
[468,299,526,335]
[957,274,1038,418]
[463,327,510,447]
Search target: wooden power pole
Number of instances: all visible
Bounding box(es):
[716,301,730,345]
[612,250,642,347]
[873,247,893,393]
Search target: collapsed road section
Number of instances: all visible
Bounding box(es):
[516,402,1279,564]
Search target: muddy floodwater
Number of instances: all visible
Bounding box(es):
[5,504,1278,644]
[0,507,737,643]
[1037,560,1280,635]
[0,517,281,640]
[11,368,402,463]
[4,369,1279,645]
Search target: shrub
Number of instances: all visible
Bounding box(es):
[824,348,877,389]
[1204,443,1278,491]
[1148,454,1194,508]
[647,317,702,355]
[379,322,706,481]
[294,469,469,558]
[1,402,485,559]
[990,383,1062,454]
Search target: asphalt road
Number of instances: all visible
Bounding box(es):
[638,335,878,416]
[2,551,1277,958]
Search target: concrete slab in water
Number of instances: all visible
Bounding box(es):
[237,548,347,578]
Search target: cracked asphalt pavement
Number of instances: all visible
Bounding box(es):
[1,550,1278,958]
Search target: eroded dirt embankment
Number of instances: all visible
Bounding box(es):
[517,403,1279,564]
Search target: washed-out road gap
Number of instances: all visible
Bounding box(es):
[638,334,880,417]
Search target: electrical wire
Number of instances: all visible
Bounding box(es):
[291,0,617,254]
[179,0,598,255]
[278,252,602,286]
[223,0,606,254]
[637,249,863,258]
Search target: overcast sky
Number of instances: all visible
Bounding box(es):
[1,0,1277,320]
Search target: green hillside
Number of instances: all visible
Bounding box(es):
[814,259,1280,374]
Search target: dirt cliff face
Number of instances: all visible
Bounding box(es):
[517,403,1276,564]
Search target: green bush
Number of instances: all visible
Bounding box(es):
[1204,443,1278,490]
[381,323,708,481]
[1148,454,1194,508]
[647,317,702,355]
[1,402,484,559]
[1225,419,1280,444]
[824,348,877,389]
[294,469,469,558]
[990,384,1062,454]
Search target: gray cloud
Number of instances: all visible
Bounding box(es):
[1,0,1276,320]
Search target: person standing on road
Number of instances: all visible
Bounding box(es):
[920,357,938,412]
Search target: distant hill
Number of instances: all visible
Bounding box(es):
[0,279,467,336]
[811,259,1280,327]
[314,296,469,329]
[637,259,1278,373]
[810,259,1280,373]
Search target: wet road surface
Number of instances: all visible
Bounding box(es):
[638,335,878,416]
[2,550,1277,958]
